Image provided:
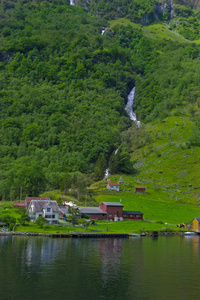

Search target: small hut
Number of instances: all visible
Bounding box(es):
[135,186,146,193]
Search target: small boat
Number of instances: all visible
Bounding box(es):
[184,231,196,236]
[130,234,140,237]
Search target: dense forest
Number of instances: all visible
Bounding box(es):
[1,0,200,200]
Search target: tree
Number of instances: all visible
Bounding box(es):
[19,212,30,226]
[68,206,80,226]
[35,216,47,228]
[94,155,107,181]
[109,150,120,174]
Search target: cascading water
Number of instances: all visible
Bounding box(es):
[101,27,106,35]
[104,87,140,178]
[104,148,118,179]
[70,0,75,5]
[125,87,141,127]
[104,168,110,179]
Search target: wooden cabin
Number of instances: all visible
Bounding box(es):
[135,186,146,193]
[192,218,200,230]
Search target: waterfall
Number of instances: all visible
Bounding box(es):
[104,168,110,179]
[125,87,141,127]
[101,27,106,35]
[104,88,140,178]
[104,149,118,178]
[70,0,75,5]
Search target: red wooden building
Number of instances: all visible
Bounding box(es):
[123,211,143,220]
[99,202,123,220]
[79,207,107,220]
[14,202,26,208]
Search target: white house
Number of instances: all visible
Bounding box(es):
[107,182,119,191]
[28,200,59,224]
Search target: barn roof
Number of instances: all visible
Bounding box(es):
[135,186,146,189]
[14,202,26,207]
[108,182,119,186]
[102,202,123,207]
[123,211,143,215]
[79,207,107,214]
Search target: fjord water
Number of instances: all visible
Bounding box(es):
[1,236,200,300]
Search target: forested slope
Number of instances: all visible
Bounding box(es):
[1,0,200,201]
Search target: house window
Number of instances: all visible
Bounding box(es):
[45,215,52,218]
[52,215,55,219]
[47,207,51,212]
[136,215,141,217]
[39,214,42,217]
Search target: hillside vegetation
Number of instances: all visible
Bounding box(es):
[0,0,200,209]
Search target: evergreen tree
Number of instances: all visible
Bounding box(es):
[94,155,107,181]
[109,150,120,174]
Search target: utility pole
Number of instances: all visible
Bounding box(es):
[20,186,22,202]
[10,185,12,202]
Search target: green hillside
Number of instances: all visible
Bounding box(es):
[0,0,200,212]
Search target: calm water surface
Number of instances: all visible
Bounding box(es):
[0,235,200,300]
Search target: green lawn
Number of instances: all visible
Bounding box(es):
[94,192,200,224]
[15,223,86,234]
[89,220,181,234]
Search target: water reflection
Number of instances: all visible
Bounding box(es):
[1,236,200,300]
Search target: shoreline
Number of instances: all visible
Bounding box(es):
[0,231,189,238]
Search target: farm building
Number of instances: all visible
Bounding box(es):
[99,202,123,220]
[134,186,146,193]
[79,207,107,220]
[14,202,25,208]
[123,211,143,220]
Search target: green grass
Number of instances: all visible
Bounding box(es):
[15,223,86,234]
[109,19,189,43]
[93,192,200,224]
[89,115,200,230]
[0,202,23,220]
[89,220,181,234]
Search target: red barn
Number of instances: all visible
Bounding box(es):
[99,202,123,220]
[14,202,26,208]
[123,211,143,220]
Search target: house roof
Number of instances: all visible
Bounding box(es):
[28,200,59,212]
[194,218,200,223]
[101,202,123,207]
[25,197,51,203]
[123,211,143,215]
[79,207,107,215]
[108,182,119,186]
[135,186,146,189]
[59,206,70,215]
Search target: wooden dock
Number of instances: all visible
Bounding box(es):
[71,233,129,238]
